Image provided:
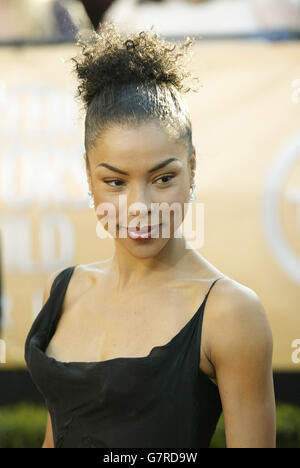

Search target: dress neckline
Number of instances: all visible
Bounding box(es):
[38,266,223,369]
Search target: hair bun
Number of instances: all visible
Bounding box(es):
[70,21,200,110]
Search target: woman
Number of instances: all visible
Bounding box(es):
[25,22,276,448]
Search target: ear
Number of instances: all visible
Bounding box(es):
[83,152,92,189]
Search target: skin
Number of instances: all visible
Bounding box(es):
[41,120,276,448]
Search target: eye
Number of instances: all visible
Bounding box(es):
[103,179,125,187]
[154,174,175,185]
[103,174,176,188]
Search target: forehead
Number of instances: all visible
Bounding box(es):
[88,121,186,168]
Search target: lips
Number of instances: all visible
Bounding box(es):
[129,224,161,240]
[118,224,162,239]
[127,225,158,234]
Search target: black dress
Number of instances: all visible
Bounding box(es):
[24,266,223,448]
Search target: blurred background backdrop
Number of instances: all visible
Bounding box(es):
[1,0,300,42]
[0,0,299,448]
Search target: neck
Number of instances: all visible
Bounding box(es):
[109,235,198,293]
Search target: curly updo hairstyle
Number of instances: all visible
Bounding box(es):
[70,21,201,171]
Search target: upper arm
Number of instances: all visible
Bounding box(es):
[42,411,54,448]
[210,283,276,448]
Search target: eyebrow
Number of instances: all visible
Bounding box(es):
[95,158,180,175]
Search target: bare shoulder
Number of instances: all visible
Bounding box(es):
[42,262,99,307]
[42,266,70,306]
[55,260,112,306]
[214,277,272,331]
[209,276,270,321]
[205,277,273,365]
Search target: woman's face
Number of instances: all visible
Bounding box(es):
[85,120,196,258]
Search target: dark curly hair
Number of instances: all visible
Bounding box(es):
[70,21,201,170]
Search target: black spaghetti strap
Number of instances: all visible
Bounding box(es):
[196,276,224,338]
[49,265,76,297]
[203,276,224,303]
[48,266,77,340]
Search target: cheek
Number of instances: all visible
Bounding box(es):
[154,189,188,232]
[159,185,189,210]
[167,184,191,225]
[94,194,119,228]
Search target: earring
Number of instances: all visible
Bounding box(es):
[189,183,196,202]
[88,190,95,209]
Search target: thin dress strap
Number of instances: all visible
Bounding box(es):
[204,276,223,302]
[192,276,224,367]
[49,265,76,297]
[197,276,224,327]
[48,265,77,340]
[25,265,77,365]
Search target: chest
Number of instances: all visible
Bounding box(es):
[45,282,217,384]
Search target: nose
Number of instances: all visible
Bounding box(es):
[127,183,152,220]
